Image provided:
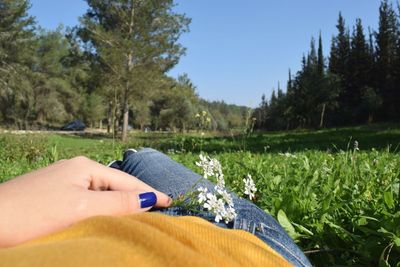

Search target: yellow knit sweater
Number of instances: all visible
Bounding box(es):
[0,213,291,267]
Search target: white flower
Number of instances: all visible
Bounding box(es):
[224,206,237,223]
[195,154,223,180]
[354,140,359,151]
[216,187,233,207]
[243,174,257,200]
[203,193,218,211]
[202,188,236,223]
[195,154,236,224]
[195,154,213,179]
[197,187,208,204]
[215,172,225,188]
[278,152,297,158]
[214,199,226,223]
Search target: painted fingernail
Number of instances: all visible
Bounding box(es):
[138,192,157,208]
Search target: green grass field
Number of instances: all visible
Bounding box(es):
[0,126,399,266]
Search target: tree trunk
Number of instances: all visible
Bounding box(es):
[319,103,326,128]
[113,100,121,135]
[121,66,131,142]
[368,113,374,124]
[24,108,30,130]
[114,116,119,134]
[107,101,112,133]
[122,101,129,142]
[121,6,136,141]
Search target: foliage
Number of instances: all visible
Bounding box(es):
[0,0,254,135]
[76,0,190,140]
[1,125,400,266]
[255,1,400,130]
[0,0,36,128]
[174,150,400,266]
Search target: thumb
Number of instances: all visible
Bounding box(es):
[86,190,170,216]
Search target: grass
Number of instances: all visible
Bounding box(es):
[0,125,399,266]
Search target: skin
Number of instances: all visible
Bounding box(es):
[0,156,172,248]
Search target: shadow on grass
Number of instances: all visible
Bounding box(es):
[154,125,400,153]
[40,124,400,154]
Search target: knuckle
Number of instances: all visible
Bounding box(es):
[70,156,90,164]
[118,191,136,213]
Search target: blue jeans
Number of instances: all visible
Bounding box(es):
[110,148,311,267]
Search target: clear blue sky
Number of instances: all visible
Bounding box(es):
[30,0,382,107]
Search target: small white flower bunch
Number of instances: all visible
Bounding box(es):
[195,154,225,187]
[278,152,297,158]
[195,154,236,223]
[354,140,359,151]
[197,186,236,223]
[243,174,257,200]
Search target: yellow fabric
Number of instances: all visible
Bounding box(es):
[0,213,292,267]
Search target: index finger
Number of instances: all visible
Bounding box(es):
[73,157,172,208]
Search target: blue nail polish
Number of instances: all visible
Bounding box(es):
[138,192,157,208]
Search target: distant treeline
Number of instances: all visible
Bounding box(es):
[0,0,248,137]
[254,0,400,130]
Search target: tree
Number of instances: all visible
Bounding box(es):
[317,32,324,77]
[0,0,36,128]
[329,13,351,77]
[375,0,397,119]
[348,18,374,122]
[33,28,87,126]
[329,12,351,123]
[78,0,190,141]
[151,74,197,132]
[84,93,105,127]
[361,87,382,123]
[254,93,268,129]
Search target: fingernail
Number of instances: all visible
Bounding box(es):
[138,192,157,208]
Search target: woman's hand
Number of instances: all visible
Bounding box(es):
[0,156,172,247]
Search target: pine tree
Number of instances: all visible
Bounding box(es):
[0,0,36,127]
[329,12,351,123]
[375,0,398,119]
[78,0,190,141]
[33,28,87,125]
[329,12,350,76]
[308,37,318,69]
[348,18,374,122]
[317,32,324,76]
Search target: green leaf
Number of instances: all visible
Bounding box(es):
[273,175,281,185]
[357,216,368,226]
[322,197,331,211]
[384,191,394,209]
[394,237,400,247]
[277,209,300,240]
[379,259,390,267]
[292,221,314,236]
